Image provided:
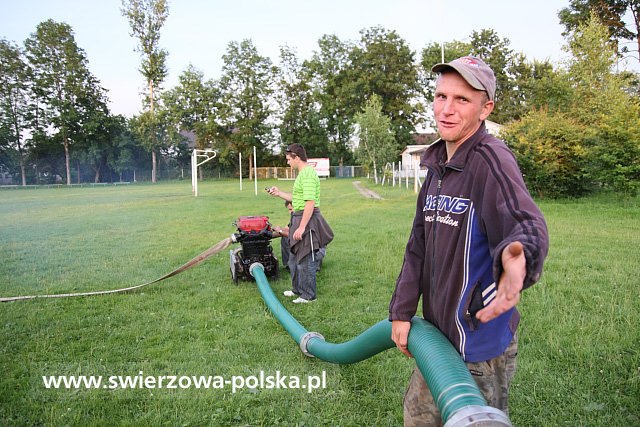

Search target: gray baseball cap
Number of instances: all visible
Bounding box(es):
[431,56,496,101]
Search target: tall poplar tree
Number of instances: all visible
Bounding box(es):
[217,39,274,171]
[121,0,169,183]
[0,39,30,185]
[24,20,107,185]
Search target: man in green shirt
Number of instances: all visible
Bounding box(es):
[267,143,333,303]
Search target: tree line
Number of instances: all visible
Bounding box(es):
[0,0,639,196]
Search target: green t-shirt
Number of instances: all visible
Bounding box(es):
[292,165,320,211]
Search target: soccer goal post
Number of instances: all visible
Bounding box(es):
[191,149,217,197]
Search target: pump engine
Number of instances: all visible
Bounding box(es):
[230,216,279,283]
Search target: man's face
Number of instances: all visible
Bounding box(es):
[433,71,494,146]
[286,153,298,169]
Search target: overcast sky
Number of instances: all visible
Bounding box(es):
[3,0,635,118]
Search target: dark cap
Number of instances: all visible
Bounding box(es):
[285,143,307,161]
[431,56,496,101]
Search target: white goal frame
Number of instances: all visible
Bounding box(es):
[191,149,217,197]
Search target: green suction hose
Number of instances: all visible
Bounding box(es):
[249,263,511,427]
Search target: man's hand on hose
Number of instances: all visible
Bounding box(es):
[392,320,413,358]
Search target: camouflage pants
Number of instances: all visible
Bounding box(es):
[403,334,518,427]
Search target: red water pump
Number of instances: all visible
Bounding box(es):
[230,216,279,283]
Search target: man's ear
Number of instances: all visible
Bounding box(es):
[480,100,494,121]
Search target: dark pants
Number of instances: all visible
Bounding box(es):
[281,237,290,268]
[290,248,325,300]
[282,237,325,273]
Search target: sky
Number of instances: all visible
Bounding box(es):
[2,0,634,118]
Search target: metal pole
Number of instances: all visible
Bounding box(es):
[239,152,243,191]
[392,162,395,187]
[191,150,194,193]
[439,0,445,63]
[192,149,217,197]
[192,150,198,197]
[406,162,409,189]
[253,146,258,196]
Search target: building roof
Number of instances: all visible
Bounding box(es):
[412,132,439,145]
[179,130,197,149]
[401,144,431,155]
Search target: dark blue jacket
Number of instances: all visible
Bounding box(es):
[389,124,548,362]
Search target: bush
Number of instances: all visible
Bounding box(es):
[585,102,640,196]
[503,110,594,198]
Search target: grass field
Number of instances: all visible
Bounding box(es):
[1,180,638,426]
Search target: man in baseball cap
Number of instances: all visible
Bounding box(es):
[389,55,548,425]
[431,56,496,101]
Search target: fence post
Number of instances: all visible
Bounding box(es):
[253,146,258,196]
[392,163,395,187]
[404,164,407,189]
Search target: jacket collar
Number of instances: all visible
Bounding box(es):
[420,122,488,171]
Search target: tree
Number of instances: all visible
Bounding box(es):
[468,29,518,123]
[347,27,422,150]
[276,46,329,158]
[24,20,108,185]
[0,39,30,185]
[508,55,568,117]
[504,15,640,197]
[161,64,220,150]
[74,106,117,183]
[566,14,640,194]
[121,0,169,183]
[420,39,472,97]
[559,0,639,65]
[421,31,520,123]
[422,30,564,125]
[217,39,275,172]
[354,95,396,183]
[306,34,355,164]
[107,116,148,182]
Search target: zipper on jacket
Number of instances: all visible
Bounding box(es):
[430,176,443,297]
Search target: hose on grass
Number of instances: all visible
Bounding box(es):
[2,236,512,425]
[0,237,233,303]
[249,262,512,427]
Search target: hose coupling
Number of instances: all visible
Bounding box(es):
[443,405,512,427]
[249,262,264,276]
[299,331,325,357]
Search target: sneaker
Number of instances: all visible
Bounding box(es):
[292,297,315,304]
[283,290,296,297]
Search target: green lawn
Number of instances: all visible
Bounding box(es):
[1,180,638,426]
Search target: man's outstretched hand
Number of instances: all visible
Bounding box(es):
[476,241,526,323]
